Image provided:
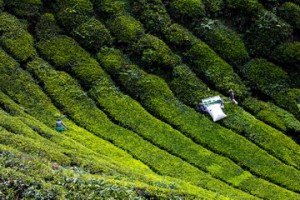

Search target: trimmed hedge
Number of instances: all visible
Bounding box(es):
[108,15,144,44]
[4,0,43,19]
[192,18,250,66]
[244,10,293,57]
[72,17,112,51]
[242,59,300,119]
[224,0,261,14]
[27,57,254,199]
[35,13,62,41]
[202,0,224,16]
[278,2,300,30]
[242,97,300,133]
[242,59,290,96]
[134,34,181,70]
[131,0,172,34]
[54,0,94,32]
[95,47,300,193]
[167,0,206,20]
[162,23,199,52]
[93,0,129,18]
[272,42,300,68]
[185,42,248,97]
[0,12,37,62]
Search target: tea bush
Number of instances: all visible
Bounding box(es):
[93,0,129,18]
[0,0,4,11]
[35,13,62,41]
[4,0,42,19]
[244,10,292,57]
[108,15,144,44]
[54,0,94,32]
[167,0,206,20]
[0,12,37,62]
[134,34,181,70]
[202,0,224,16]
[278,2,300,30]
[131,0,172,34]
[72,17,112,51]
[192,18,250,66]
[224,0,261,14]
[272,42,300,68]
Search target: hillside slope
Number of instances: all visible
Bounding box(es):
[0,0,300,199]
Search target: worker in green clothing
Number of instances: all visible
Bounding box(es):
[55,118,68,132]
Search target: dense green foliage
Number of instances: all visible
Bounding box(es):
[1,0,300,198]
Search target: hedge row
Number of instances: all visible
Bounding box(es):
[94,46,300,193]
[278,2,300,30]
[191,18,250,67]
[242,59,300,119]
[0,12,37,62]
[4,0,43,19]
[51,0,112,52]
[0,0,4,11]
[242,97,300,133]
[35,13,62,41]
[272,42,300,69]
[27,57,252,199]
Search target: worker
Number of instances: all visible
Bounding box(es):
[198,102,207,114]
[228,89,238,105]
[55,118,67,132]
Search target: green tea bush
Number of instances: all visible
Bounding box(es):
[202,0,224,16]
[4,0,43,19]
[37,36,110,87]
[278,2,300,30]
[35,13,62,41]
[162,23,199,51]
[273,89,300,120]
[131,0,172,34]
[192,18,250,66]
[242,59,290,96]
[93,0,129,18]
[0,12,37,62]
[27,55,252,199]
[224,0,261,14]
[242,97,300,133]
[134,34,181,70]
[96,47,300,194]
[0,0,4,11]
[55,0,94,32]
[108,15,144,44]
[185,42,248,97]
[272,42,300,68]
[72,17,112,51]
[244,10,292,57]
[168,0,206,20]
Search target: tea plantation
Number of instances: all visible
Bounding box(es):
[0,0,300,199]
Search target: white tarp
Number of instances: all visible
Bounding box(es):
[206,104,227,122]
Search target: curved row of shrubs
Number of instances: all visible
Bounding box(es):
[0,12,37,62]
[95,46,300,194]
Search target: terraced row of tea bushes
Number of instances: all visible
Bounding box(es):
[242,59,300,120]
[0,92,220,199]
[278,2,300,30]
[27,57,253,199]
[95,48,300,194]
[3,0,43,19]
[47,0,112,52]
[0,12,37,62]
[126,1,300,134]
[242,97,300,133]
